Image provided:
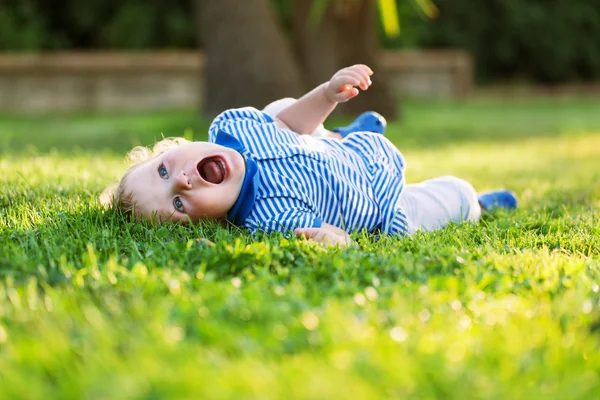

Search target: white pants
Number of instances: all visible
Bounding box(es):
[263,98,481,234]
[399,176,481,235]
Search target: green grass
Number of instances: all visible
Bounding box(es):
[1,99,600,398]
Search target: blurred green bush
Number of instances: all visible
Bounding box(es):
[410,0,600,83]
[0,0,197,50]
[1,0,599,83]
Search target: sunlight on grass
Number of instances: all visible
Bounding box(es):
[1,99,599,398]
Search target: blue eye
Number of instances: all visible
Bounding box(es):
[158,163,168,179]
[173,197,184,212]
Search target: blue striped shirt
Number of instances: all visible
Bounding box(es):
[208,107,408,236]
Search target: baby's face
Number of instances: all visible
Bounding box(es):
[125,141,246,224]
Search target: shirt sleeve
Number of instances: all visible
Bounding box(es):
[209,107,293,152]
[242,199,323,234]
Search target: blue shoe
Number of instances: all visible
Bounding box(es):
[332,111,387,137]
[478,190,518,210]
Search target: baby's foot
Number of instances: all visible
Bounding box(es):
[478,190,518,211]
[332,111,387,138]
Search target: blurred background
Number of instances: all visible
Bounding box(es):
[2,0,600,114]
[1,0,600,153]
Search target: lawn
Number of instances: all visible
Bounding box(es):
[1,99,599,398]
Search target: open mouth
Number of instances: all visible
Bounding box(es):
[197,156,226,184]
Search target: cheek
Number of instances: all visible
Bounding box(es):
[185,196,214,221]
[184,185,236,221]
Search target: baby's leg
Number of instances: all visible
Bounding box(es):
[262,98,331,137]
[399,176,481,235]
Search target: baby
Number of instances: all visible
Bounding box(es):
[104,64,517,245]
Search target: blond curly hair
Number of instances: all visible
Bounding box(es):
[100,137,191,217]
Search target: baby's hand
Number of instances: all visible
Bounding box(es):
[195,238,215,246]
[324,64,373,103]
[294,223,353,247]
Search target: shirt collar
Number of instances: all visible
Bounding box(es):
[214,130,259,225]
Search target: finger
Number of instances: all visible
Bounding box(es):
[339,234,353,246]
[195,238,215,246]
[364,65,374,76]
[295,228,350,246]
[357,67,373,88]
[294,227,320,238]
[346,65,373,89]
[301,230,334,245]
[352,64,374,76]
[334,75,360,91]
[334,87,359,103]
[344,70,369,90]
[295,228,327,244]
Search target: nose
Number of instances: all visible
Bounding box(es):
[174,170,192,191]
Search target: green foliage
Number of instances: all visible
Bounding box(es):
[407,0,600,83]
[0,0,197,50]
[3,0,599,83]
[1,99,600,396]
[0,1,47,50]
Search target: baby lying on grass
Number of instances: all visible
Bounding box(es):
[103,64,517,245]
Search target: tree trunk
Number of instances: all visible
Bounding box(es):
[293,0,399,121]
[196,0,305,117]
[292,0,339,89]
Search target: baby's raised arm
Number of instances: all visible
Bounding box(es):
[275,65,373,135]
